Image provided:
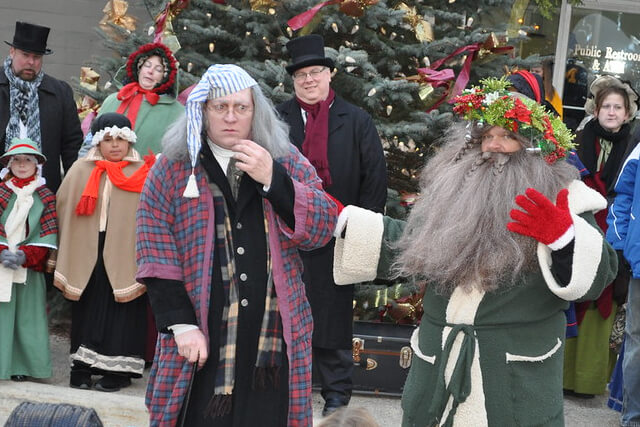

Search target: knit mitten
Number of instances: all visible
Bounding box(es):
[507,188,574,250]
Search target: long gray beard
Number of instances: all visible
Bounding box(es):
[393,138,578,296]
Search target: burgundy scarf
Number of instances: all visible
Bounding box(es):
[296,89,335,187]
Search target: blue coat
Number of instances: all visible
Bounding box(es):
[607,143,640,277]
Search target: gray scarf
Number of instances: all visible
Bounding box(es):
[3,56,44,149]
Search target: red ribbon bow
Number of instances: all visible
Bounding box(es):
[417,39,513,111]
[116,83,160,129]
[288,0,341,30]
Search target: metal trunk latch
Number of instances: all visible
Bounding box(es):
[399,346,413,369]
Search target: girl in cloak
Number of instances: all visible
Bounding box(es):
[55,113,155,392]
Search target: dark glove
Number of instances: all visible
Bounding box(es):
[613,250,631,305]
[0,249,18,270]
[14,249,26,267]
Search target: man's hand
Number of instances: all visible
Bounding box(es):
[232,139,273,187]
[507,188,574,249]
[174,328,209,369]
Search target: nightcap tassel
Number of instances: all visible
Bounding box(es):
[183,171,199,198]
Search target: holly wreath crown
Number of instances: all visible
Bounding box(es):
[452,77,575,164]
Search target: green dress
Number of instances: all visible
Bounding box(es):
[99,92,184,155]
[0,188,57,379]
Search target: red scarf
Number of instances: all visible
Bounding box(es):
[296,88,335,188]
[116,82,160,129]
[75,156,155,216]
[10,175,36,188]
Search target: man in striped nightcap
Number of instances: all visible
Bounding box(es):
[136,63,338,426]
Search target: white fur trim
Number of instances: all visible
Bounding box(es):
[409,327,436,365]
[333,205,383,285]
[506,337,562,363]
[566,180,606,214]
[333,207,350,238]
[538,212,603,300]
[547,224,575,251]
[91,126,137,146]
[441,285,488,427]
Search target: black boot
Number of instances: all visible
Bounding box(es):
[94,373,131,392]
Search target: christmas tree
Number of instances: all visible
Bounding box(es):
[81,0,569,194]
[78,0,568,324]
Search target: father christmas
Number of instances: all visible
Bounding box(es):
[333,78,617,426]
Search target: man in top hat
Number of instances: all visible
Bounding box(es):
[276,34,388,416]
[1,21,83,193]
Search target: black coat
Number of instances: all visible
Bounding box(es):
[277,96,387,348]
[0,72,83,192]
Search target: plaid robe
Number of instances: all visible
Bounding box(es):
[136,144,337,427]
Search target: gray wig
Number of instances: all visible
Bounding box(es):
[161,85,291,161]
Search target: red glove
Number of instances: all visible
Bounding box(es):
[18,245,50,272]
[507,188,574,249]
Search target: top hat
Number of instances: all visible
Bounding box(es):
[0,138,46,165]
[285,35,334,75]
[5,22,52,55]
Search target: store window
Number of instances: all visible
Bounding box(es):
[563,7,640,129]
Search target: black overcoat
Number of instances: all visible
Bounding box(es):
[0,72,83,192]
[277,96,387,348]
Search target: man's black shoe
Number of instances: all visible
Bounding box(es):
[322,398,346,417]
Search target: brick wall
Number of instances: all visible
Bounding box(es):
[0,0,149,85]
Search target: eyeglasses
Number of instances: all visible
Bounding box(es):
[141,61,165,74]
[292,67,327,82]
[206,102,253,116]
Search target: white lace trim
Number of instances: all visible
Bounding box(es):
[91,126,137,146]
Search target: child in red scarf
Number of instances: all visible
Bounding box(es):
[0,138,57,382]
[54,113,155,392]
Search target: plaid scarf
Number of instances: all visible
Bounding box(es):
[3,56,44,148]
[205,182,283,418]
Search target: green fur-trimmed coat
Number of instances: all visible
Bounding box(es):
[334,180,617,426]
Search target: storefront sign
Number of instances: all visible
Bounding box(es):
[573,43,639,74]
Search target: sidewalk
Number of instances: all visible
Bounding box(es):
[0,334,621,426]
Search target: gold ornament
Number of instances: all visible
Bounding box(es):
[153,0,190,54]
[397,2,433,42]
[161,18,181,54]
[99,0,137,39]
[80,67,100,92]
[418,83,434,100]
[250,0,278,13]
[477,32,508,60]
[76,67,101,121]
